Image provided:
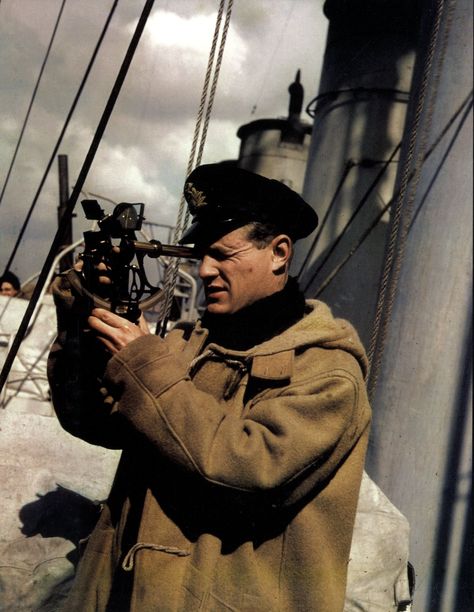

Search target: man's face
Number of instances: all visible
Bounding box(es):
[198,226,282,315]
[1,282,18,297]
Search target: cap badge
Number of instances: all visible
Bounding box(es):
[184,182,207,214]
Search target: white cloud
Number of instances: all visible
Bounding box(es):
[131,9,247,70]
[0,0,329,282]
[147,11,222,51]
[141,8,248,98]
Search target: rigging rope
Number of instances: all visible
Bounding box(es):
[0,0,155,395]
[0,0,67,210]
[2,0,119,277]
[195,0,234,175]
[367,0,457,399]
[172,1,226,242]
[158,0,234,336]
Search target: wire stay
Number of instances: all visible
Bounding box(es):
[0,0,156,395]
[0,0,67,210]
[2,0,119,276]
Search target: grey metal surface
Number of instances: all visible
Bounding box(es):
[367,1,473,609]
[292,3,418,348]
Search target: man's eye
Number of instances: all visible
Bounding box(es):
[205,249,228,261]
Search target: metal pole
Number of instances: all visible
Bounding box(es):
[57,154,73,271]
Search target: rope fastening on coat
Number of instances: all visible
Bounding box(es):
[188,349,246,375]
[189,351,248,395]
[122,542,190,571]
[188,348,216,375]
[223,359,248,399]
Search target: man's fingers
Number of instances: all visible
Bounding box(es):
[88,308,148,353]
[94,262,113,285]
[138,314,151,334]
[90,308,127,328]
[98,276,113,285]
[74,258,84,272]
[96,335,119,355]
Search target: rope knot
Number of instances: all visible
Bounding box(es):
[122,542,190,572]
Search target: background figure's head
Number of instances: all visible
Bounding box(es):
[180,164,318,315]
[0,271,21,297]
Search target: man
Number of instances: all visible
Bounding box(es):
[48,163,371,611]
[0,271,21,297]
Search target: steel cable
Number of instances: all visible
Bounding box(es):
[302,142,401,294]
[0,0,67,210]
[0,0,155,395]
[296,160,355,283]
[313,89,472,300]
[2,0,119,276]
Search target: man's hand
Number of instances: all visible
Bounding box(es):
[88,307,150,354]
[75,252,116,298]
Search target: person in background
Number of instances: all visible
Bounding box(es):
[48,163,371,611]
[0,271,21,297]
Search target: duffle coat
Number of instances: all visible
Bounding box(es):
[48,278,371,612]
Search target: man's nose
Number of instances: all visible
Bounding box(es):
[199,255,218,280]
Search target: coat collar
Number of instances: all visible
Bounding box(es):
[200,276,305,352]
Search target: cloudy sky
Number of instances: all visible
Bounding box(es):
[0,0,328,282]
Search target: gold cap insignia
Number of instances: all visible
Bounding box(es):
[184,182,207,214]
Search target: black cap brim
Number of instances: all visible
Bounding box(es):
[178,218,248,246]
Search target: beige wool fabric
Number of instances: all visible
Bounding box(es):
[48,276,371,611]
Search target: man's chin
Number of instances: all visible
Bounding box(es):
[205,302,230,315]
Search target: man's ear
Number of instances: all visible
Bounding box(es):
[270,235,292,273]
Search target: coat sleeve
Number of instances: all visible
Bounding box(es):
[104,334,370,503]
[47,273,128,449]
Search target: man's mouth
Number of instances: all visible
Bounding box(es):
[206,286,226,298]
